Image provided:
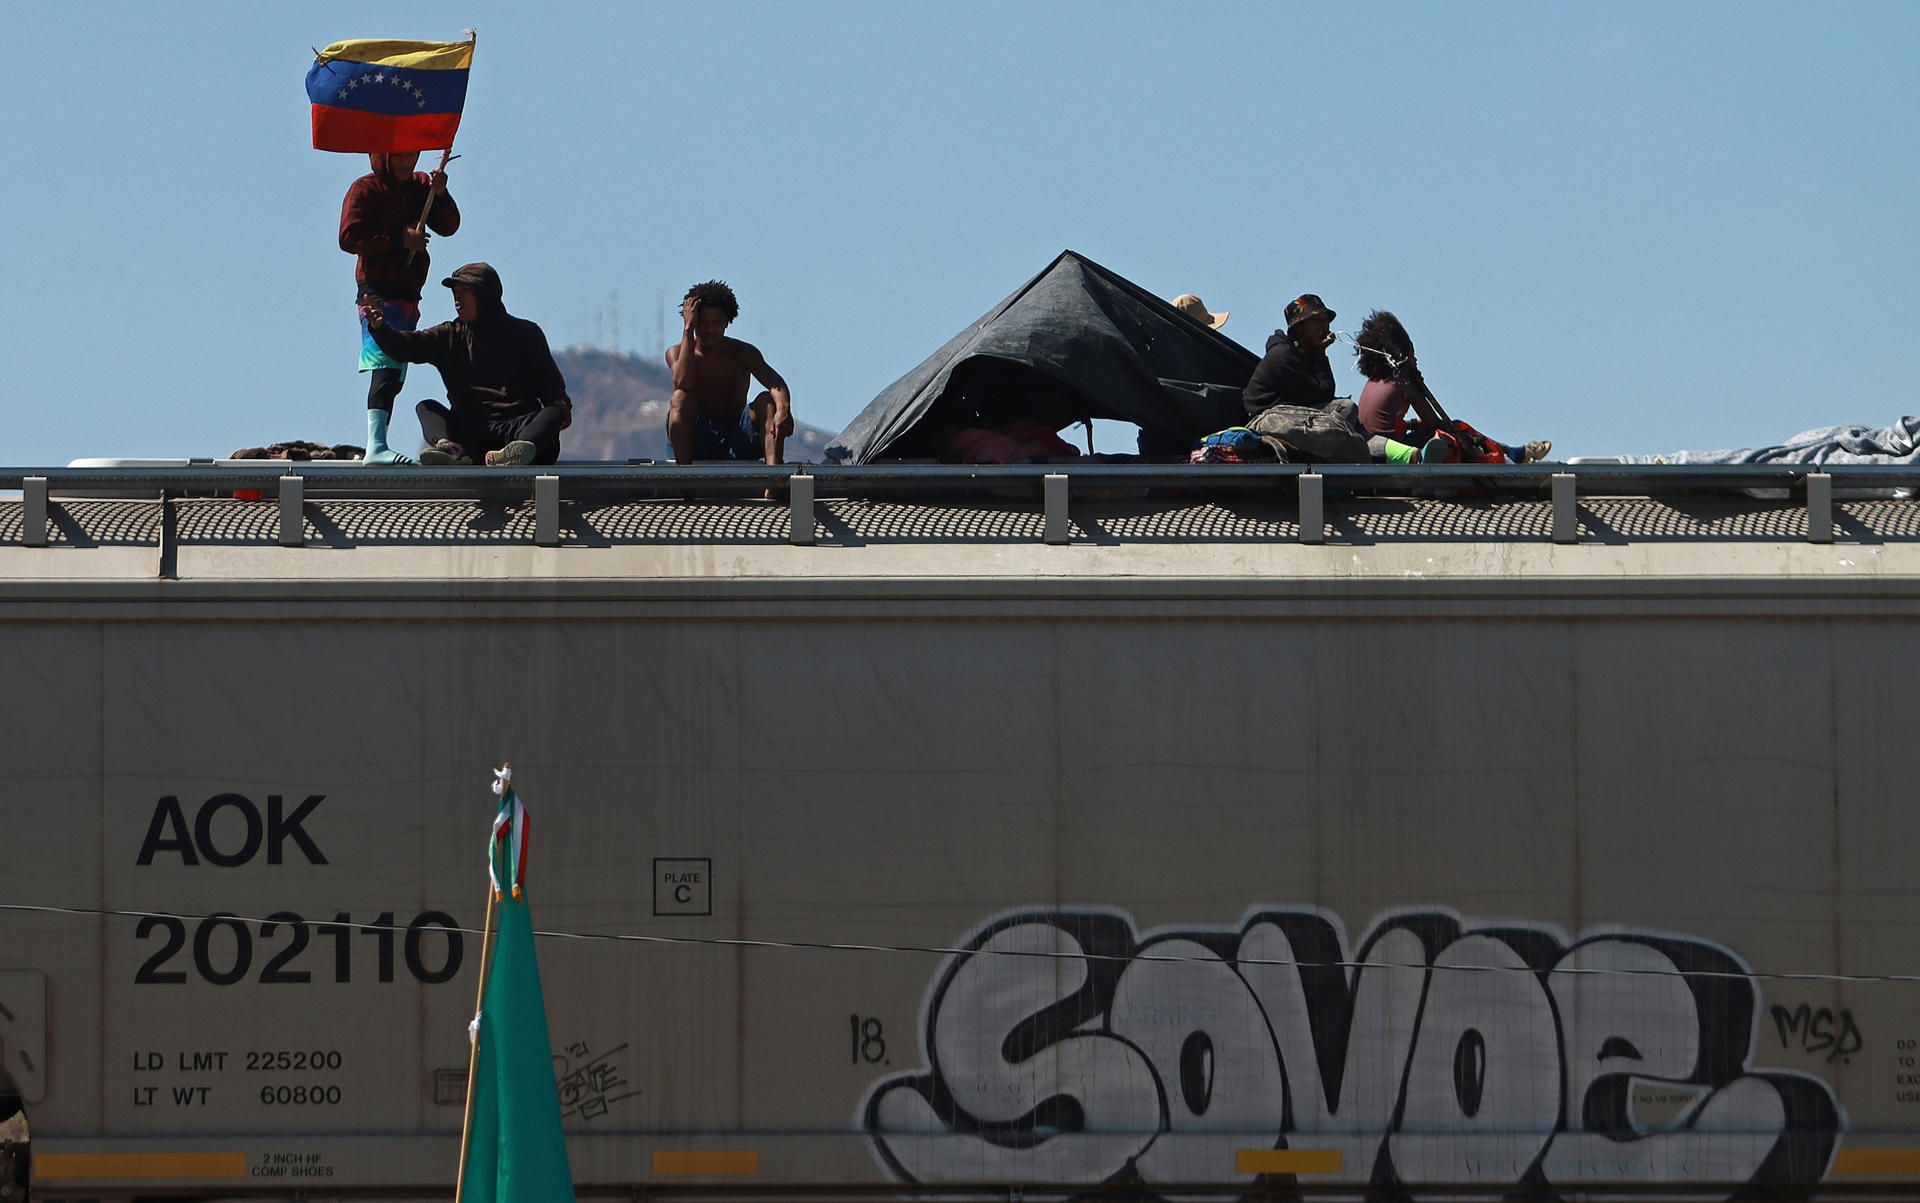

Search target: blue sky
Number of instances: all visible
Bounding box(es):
[3,1,1914,464]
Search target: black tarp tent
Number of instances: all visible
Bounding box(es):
[825,251,1259,464]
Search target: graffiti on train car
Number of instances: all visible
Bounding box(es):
[1771,1004,1864,1063]
[861,908,1842,1193]
[556,1039,640,1122]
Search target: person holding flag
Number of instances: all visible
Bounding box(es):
[307,35,475,464]
[340,152,459,463]
[457,765,575,1203]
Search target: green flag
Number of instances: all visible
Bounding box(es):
[459,776,575,1203]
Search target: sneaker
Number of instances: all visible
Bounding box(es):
[419,440,470,466]
[1420,435,1453,464]
[485,440,536,467]
[1523,439,1552,463]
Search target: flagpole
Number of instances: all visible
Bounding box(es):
[405,147,457,266]
[406,30,474,267]
[453,758,507,1203]
[452,888,498,1203]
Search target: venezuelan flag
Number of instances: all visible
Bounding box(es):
[307,38,473,153]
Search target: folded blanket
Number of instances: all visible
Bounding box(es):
[230,441,364,461]
[1621,417,1920,465]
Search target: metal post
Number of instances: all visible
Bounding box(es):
[22,477,48,547]
[788,473,815,545]
[1806,472,1833,544]
[1551,473,1578,544]
[534,476,560,547]
[1043,474,1069,545]
[278,476,304,547]
[1298,473,1324,544]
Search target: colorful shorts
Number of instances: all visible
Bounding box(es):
[358,298,419,376]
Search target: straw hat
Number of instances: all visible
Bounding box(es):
[1172,294,1229,330]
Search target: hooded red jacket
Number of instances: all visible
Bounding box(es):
[340,170,460,302]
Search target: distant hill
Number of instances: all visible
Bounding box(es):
[554,346,837,463]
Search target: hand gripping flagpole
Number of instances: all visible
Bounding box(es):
[453,759,508,1203]
[406,28,475,267]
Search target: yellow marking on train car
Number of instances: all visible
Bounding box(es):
[1834,1149,1920,1174]
[1236,1148,1342,1174]
[35,1152,247,1180]
[652,1150,759,1175]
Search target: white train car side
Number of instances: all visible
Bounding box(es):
[4,473,1918,1200]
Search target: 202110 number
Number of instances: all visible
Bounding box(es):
[134,911,462,986]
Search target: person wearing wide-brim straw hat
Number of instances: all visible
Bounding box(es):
[1171,294,1229,330]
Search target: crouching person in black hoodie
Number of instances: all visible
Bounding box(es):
[1239,293,1370,464]
[362,262,573,466]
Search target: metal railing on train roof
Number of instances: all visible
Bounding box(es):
[2,460,1912,548]
[5,459,1920,492]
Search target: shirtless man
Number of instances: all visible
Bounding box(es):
[665,280,793,467]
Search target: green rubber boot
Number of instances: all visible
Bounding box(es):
[364,408,414,465]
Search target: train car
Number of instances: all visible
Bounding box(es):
[3,463,1918,1201]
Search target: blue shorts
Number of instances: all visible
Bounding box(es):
[677,408,761,461]
[358,299,418,376]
